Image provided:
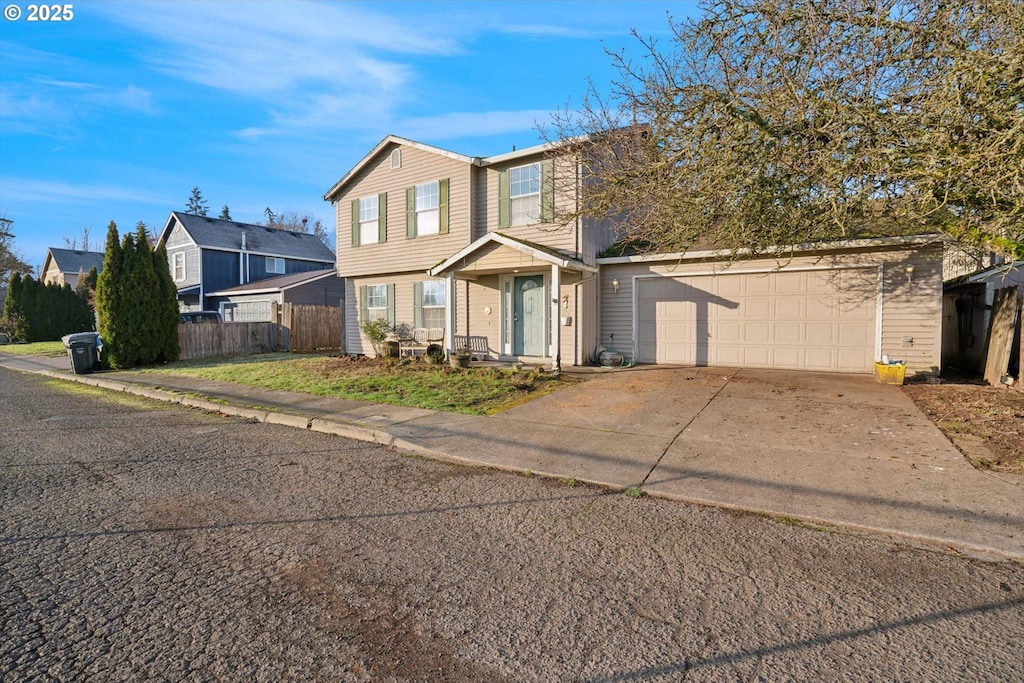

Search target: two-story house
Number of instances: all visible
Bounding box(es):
[324,136,612,372]
[40,248,105,289]
[325,135,946,376]
[157,211,336,312]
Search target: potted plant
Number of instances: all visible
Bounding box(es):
[450,345,472,368]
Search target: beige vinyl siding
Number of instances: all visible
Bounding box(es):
[877,247,944,374]
[557,281,577,365]
[464,277,501,358]
[334,144,473,278]
[42,261,63,286]
[599,244,943,376]
[477,155,578,254]
[574,276,600,365]
[455,242,560,274]
[346,272,426,355]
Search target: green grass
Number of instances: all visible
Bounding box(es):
[136,354,576,415]
[0,340,66,356]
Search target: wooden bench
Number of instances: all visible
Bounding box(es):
[452,335,489,360]
[398,328,445,357]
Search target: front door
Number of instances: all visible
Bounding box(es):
[513,275,545,356]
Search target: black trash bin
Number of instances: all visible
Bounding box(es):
[62,332,101,374]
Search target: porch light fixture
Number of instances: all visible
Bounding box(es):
[904,265,915,283]
[612,278,620,293]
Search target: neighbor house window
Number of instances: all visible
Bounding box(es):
[359,195,380,245]
[420,280,446,329]
[365,284,388,321]
[510,163,540,226]
[173,252,185,281]
[266,257,285,274]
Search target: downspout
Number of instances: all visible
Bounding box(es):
[240,232,247,285]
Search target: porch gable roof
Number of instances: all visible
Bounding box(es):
[428,232,597,278]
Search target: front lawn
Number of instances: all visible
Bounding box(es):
[137,353,576,415]
[0,340,66,356]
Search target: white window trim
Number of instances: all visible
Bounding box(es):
[415,181,440,236]
[366,283,388,321]
[173,252,185,282]
[421,280,445,327]
[509,163,541,227]
[359,195,379,245]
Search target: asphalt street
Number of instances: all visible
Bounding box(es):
[2,367,1022,682]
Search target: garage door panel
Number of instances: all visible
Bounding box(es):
[635,268,877,372]
[804,348,835,370]
[805,323,835,344]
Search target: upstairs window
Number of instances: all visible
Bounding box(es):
[509,163,540,226]
[498,161,552,229]
[351,193,388,247]
[414,181,439,235]
[266,257,285,274]
[359,195,379,245]
[172,252,185,281]
[390,149,402,169]
[405,178,449,238]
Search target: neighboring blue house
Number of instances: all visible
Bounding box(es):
[157,211,336,312]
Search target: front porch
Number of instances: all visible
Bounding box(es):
[430,233,599,372]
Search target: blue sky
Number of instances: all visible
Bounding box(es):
[1,0,695,271]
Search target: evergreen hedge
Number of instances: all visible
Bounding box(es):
[1,272,94,342]
[95,221,181,368]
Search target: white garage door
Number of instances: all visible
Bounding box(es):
[636,268,877,372]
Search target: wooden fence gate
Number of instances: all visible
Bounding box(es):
[271,303,342,354]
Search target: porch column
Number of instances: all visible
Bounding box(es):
[445,272,456,356]
[550,264,561,373]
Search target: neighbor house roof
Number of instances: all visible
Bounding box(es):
[207,269,339,296]
[42,248,105,276]
[158,212,336,263]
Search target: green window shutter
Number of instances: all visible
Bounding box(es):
[497,169,510,229]
[406,187,416,239]
[378,193,388,243]
[540,160,554,222]
[351,200,360,247]
[386,283,396,326]
[413,281,424,328]
[359,285,367,322]
[438,178,449,234]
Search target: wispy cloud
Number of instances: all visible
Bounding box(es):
[0,177,168,206]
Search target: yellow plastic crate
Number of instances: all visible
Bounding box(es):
[873,362,906,386]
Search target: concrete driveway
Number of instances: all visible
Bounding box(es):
[493,366,1024,559]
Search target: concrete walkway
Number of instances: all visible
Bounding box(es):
[3,352,1022,562]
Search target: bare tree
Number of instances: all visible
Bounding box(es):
[260,209,332,247]
[545,0,1024,261]
[61,225,93,251]
[1,216,33,303]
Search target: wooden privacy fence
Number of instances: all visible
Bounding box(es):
[272,302,342,354]
[178,322,277,360]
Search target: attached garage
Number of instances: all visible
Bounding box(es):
[635,267,878,372]
[598,237,945,376]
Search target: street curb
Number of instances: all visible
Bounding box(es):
[20,367,1024,564]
